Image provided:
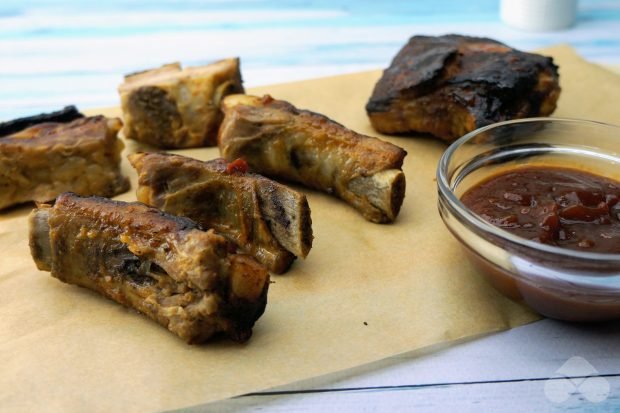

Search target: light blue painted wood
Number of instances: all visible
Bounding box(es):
[191,319,620,412]
[1,0,620,120]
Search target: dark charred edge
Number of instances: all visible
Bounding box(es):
[184,281,270,344]
[0,106,84,138]
[389,172,406,223]
[269,186,292,230]
[300,198,314,255]
[366,49,460,115]
[221,285,269,344]
[256,181,313,259]
[365,97,393,114]
[367,37,460,111]
[393,147,408,170]
[366,35,559,135]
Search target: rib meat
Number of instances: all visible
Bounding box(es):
[118,58,244,148]
[0,116,129,210]
[366,34,561,142]
[29,193,269,344]
[218,94,407,224]
[129,152,313,274]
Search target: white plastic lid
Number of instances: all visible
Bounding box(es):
[500,0,577,31]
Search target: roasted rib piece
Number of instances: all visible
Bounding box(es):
[0,105,83,137]
[366,34,561,142]
[0,116,129,210]
[29,193,269,344]
[218,94,407,223]
[118,57,244,148]
[129,152,312,274]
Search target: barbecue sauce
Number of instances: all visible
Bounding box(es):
[461,166,620,254]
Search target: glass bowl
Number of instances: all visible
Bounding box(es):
[437,118,620,321]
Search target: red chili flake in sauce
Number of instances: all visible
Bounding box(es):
[225,158,249,174]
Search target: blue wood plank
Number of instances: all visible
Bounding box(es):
[1,0,619,120]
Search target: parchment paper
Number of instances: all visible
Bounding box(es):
[1,46,617,412]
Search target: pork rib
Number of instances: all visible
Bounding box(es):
[218,94,407,223]
[29,193,269,344]
[0,116,129,210]
[129,152,313,274]
[118,58,244,148]
[366,34,561,142]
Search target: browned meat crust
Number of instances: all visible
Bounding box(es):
[129,152,313,274]
[366,34,561,142]
[118,58,244,148]
[0,106,84,137]
[218,94,407,223]
[29,193,270,344]
[0,116,129,210]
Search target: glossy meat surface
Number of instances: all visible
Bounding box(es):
[0,116,129,210]
[218,94,407,223]
[366,35,561,142]
[129,152,313,273]
[29,193,269,343]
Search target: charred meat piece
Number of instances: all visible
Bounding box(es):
[0,105,84,137]
[366,34,561,142]
[218,94,407,223]
[118,58,244,148]
[129,152,313,274]
[29,193,269,344]
[0,116,129,210]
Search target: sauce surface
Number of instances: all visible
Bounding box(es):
[461,166,620,253]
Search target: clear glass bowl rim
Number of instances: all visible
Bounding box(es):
[437,117,620,263]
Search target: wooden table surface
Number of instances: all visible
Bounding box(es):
[2,1,620,412]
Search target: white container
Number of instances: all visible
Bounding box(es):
[500,0,578,31]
